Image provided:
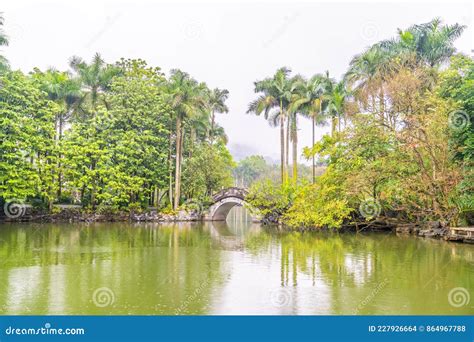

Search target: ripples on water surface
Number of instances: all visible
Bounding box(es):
[0,208,472,315]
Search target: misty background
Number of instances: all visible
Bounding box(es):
[2,0,472,163]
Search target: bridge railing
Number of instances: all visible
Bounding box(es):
[211,187,248,202]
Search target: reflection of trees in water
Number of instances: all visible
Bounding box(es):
[243,230,474,314]
[0,223,224,314]
[206,220,262,251]
[0,223,472,314]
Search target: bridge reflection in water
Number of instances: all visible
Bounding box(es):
[207,206,261,251]
[0,219,472,315]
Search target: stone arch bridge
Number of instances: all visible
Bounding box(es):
[203,187,258,221]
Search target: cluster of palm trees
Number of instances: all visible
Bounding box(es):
[165,69,229,209]
[1,11,232,209]
[247,68,346,184]
[248,18,465,185]
[344,18,465,126]
[31,54,230,209]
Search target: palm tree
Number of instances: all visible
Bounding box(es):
[67,54,119,207]
[345,45,392,112]
[247,67,295,184]
[381,18,466,68]
[290,74,331,183]
[33,68,82,197]
[34,69,82,138]
[69,53,120,113]
[210,124,228,145]
[0,13,9,72]
[206,88,229,143]
[187,109,210,154]
[267,75,303,185]
[345,18,465,126]
[166,69,207,209]
[326,80,348,134]
[287,75,305,185]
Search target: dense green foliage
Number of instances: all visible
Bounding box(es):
[245,179,294,223]
[1,14,472,228]
[233,155,269,187]
[438,55,474,223]
[233,155,323,188]
[0,27,234,212]
[247,18,473,228]
[61,59,171,210]
[0,71,59,205]
[182,142,234,201]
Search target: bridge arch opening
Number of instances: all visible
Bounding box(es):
[205,187,259,222]
[210,197,245,221]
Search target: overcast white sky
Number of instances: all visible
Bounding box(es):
[2,0,473,163]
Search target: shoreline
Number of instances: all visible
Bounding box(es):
[1,208,472,245]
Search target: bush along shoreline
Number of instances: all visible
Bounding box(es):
[1,17,472,241]
[244,19,473,239]
[0,203,206,223]
[2,202,472,245]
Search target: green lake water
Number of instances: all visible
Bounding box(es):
[0,209,473,315]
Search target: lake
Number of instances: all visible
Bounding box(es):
[0,209,473,315]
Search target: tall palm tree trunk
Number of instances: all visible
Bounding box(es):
[280,114,285,184]
[168,128,173,207]
[379,88,385,127]
[173,116,182,210]
[57,113,64,199]
[286,116,290,182]
[292,117,298,185]
[331,116,337,136]
[210,112,215,144]
[190,127,196,157]
[312,115,315,184]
